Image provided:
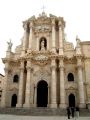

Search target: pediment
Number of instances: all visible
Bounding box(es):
[9,87,18,91]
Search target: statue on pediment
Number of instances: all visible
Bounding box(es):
[7,39,13,52]
[76,35,81,47]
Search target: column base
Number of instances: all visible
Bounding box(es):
[16,103,23,108]
[79,103,86,108]
[50,103,57,108]
[23,103,31,108]
[59,103,66,108]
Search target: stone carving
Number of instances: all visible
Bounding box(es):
[34,69,51,85]
[7,39,13,52]
[35,25,50,32]
[34,55,48,61]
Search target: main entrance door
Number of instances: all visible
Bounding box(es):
[69,94,75,107]
[37,80,48,107]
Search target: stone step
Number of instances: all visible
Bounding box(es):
[0,108,90,116]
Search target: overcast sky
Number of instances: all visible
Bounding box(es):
[0,0,90,75]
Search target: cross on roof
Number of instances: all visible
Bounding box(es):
[41,5,46,12]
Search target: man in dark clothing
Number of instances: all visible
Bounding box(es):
[67,107,71,119]
[71,107,75,118]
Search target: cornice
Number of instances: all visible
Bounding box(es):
[2,58,19,63]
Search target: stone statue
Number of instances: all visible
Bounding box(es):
[7,39,13,51]
[41,39,45,51]
[76,35,80,47]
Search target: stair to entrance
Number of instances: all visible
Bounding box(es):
[0,108,90,116]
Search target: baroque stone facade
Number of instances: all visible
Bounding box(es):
[1,12,90,109]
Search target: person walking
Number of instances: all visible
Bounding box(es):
[71,107,75,118]
[67,107,71,119]
[76,106,79,118]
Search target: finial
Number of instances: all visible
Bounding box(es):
[41,5,45,13]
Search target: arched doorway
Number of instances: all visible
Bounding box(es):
[69,94,75,107]
[11,94,17,107]
[37,80,48,107]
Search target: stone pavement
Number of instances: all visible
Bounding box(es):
[0,115,90,120]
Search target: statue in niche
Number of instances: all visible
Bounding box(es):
[41,39,45,51]
[76,35,80,47]
[7,39,13,51]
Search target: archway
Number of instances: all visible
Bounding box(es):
[37,80,48,107]
[11,94,17,107]
[69,94,75,107]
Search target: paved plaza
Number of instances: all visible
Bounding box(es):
[0,115,90,120]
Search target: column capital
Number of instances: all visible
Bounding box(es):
[59,65,64,69]
[26,66,32,71]
[51,65,57,70]
[58,21,62,27]
[51,19,55,26]
[29,21,33,28]
[58,20,64,29]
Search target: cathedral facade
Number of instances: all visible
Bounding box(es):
[1,12,90,109]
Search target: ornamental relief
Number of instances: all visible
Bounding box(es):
[33,69,51,86]
[34,25,51,33]
[65,82,77,90]
[32,53,50,66]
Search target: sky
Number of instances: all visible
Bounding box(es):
[0,0,90,75]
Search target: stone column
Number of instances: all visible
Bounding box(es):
[77,58,85,108]
[21,23,28,56]
[59,21,64,55]
[28,21,33,52]
[50,59,57,108]
[59,58,66,108]
[23,61,31,107]
[51,19,56,53]
[16,62,24,107]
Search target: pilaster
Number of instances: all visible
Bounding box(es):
[59,20,64,55]
[51,19,56,53]
[28,21,33,52]
[77,57,85,108]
